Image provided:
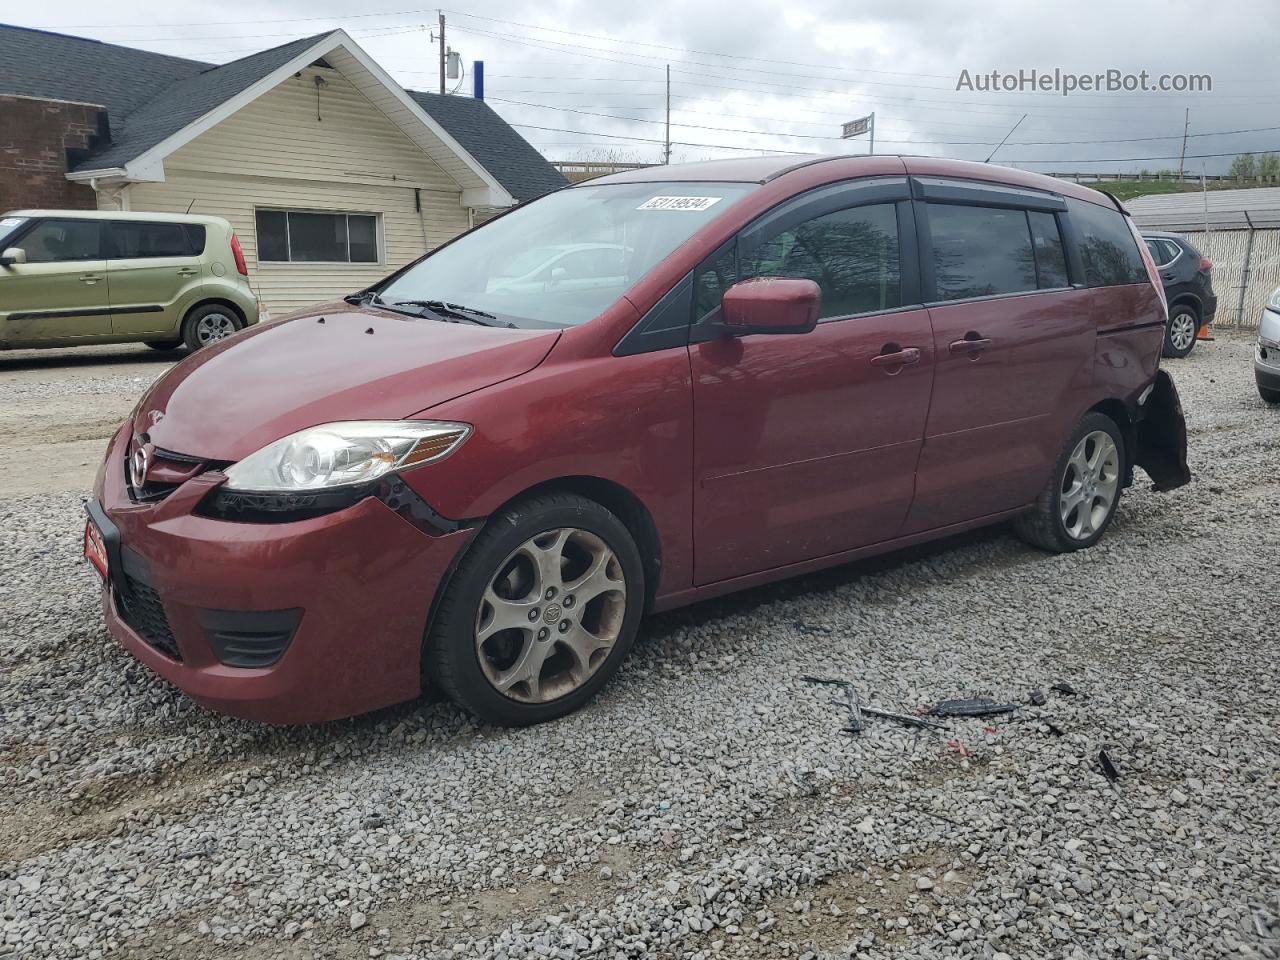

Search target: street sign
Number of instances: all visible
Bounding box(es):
[842,115,872,139]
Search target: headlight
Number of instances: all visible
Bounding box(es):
[223,420,470,492]
[1268,287,1280,312]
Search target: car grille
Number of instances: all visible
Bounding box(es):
[125,441,216,504]
[118,574,182,661]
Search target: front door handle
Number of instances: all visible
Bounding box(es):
[948,336,992,355]
[79,273,103,285]
[870,346,921,368]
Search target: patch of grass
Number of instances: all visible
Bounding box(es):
[1083,180,1198,202]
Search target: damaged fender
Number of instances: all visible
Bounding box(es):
[1134,369,1191,492]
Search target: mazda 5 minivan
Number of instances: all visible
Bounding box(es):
[1,210,259,351]
[85,156,1190,726]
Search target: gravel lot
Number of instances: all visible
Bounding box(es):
[1,337,1277,960]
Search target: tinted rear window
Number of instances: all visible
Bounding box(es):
[927,203,1037,301]
[111,221,205,258]
[1068,199,1147,287]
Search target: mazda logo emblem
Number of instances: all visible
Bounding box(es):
[131,443,149,489]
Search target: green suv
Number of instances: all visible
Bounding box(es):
[0,210,260,352]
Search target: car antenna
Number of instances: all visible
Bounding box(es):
[185,199,196,214]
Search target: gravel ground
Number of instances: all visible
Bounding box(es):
[1,336,1278,960]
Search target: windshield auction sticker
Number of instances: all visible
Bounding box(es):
[637,196,723,212]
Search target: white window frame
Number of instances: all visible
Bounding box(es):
[254,208,383,266]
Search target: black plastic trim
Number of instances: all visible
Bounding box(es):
[909,176,1067,212]
[612,273,695,356]
[9,304,164,323]
[199,607,302,668]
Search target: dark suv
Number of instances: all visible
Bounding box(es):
[1142,231,1216,358]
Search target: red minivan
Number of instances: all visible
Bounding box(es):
[86,155,1189,726]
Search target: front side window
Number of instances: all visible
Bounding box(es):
[1067,198,1148,287]
[111,221,205,259]
[928,203,1037,301]
[379,182,755,327]
[742,203,902,319]
[14,219,102,263]
[0,216,28,249]
[255,210,379,264]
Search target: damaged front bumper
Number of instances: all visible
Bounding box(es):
[1134,369,1191,492]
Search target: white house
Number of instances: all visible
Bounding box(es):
[0,25,567,316]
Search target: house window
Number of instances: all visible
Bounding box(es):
[254,210,380,264]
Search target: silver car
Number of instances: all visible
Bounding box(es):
[1259,289,1280,404]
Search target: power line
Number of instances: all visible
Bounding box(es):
[486,97,1280,148]
[448,25,1268,114]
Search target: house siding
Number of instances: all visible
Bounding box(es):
[102,67,469,316]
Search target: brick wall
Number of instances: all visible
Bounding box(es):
[0,95,107,212]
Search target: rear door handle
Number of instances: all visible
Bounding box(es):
[1161,272,1176,281]
[948,336,992,355]
[177,268,199,277]
[870,347,921,368]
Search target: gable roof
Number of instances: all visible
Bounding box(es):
[408,91,567,203]
[0,23,564,204]
[79,33,328,172]
[0,24,206,118]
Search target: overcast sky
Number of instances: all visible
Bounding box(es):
[14,0,1280,173]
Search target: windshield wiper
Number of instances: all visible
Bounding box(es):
[386,299,515,328]
[344,289,385,306]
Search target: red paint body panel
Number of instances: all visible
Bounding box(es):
[136,304,559,460]
[94,421,469,723]
[906,289,1096,531]
[88,156,1182,724]
[689,309,934,583]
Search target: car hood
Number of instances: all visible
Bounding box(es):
[134,304,560,461]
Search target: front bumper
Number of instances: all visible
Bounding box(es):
[91,421,472,724]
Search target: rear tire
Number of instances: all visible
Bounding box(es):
[425,493,645,726]
[1014,412,1126,553]
[1162,304,1198,359]
[182,304,243,351]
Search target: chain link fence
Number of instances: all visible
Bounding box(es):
[1175,218,1280,330]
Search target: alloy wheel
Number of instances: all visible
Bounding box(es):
[195,312,237,345]
[1170,312,1197,353]
[475,527,627,703]
[1059,430,1120,541]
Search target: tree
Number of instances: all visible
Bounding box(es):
[1229,154,1258,178]
[1257,153,1280,178]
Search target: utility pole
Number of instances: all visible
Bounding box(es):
[663,64,671,164]
[438,11,446,95]
[1177,108,1190,180]
[868,111,875,155]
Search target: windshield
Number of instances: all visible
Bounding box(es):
[379,182,755,327]
[0,216,28,249]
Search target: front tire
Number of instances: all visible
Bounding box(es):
[182,304,243,351]
[1014,412,1125,553]
[425,493,645,726]
[1162,304,1198,359]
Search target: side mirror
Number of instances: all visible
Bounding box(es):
[550,266,567,283]
[0,247,27,267]
[720,277,820,335]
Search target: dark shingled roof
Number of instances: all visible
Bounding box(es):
[80,33,329,170]
[0,24,207,118]
[409,90,566,202]
[0,23,565,202]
